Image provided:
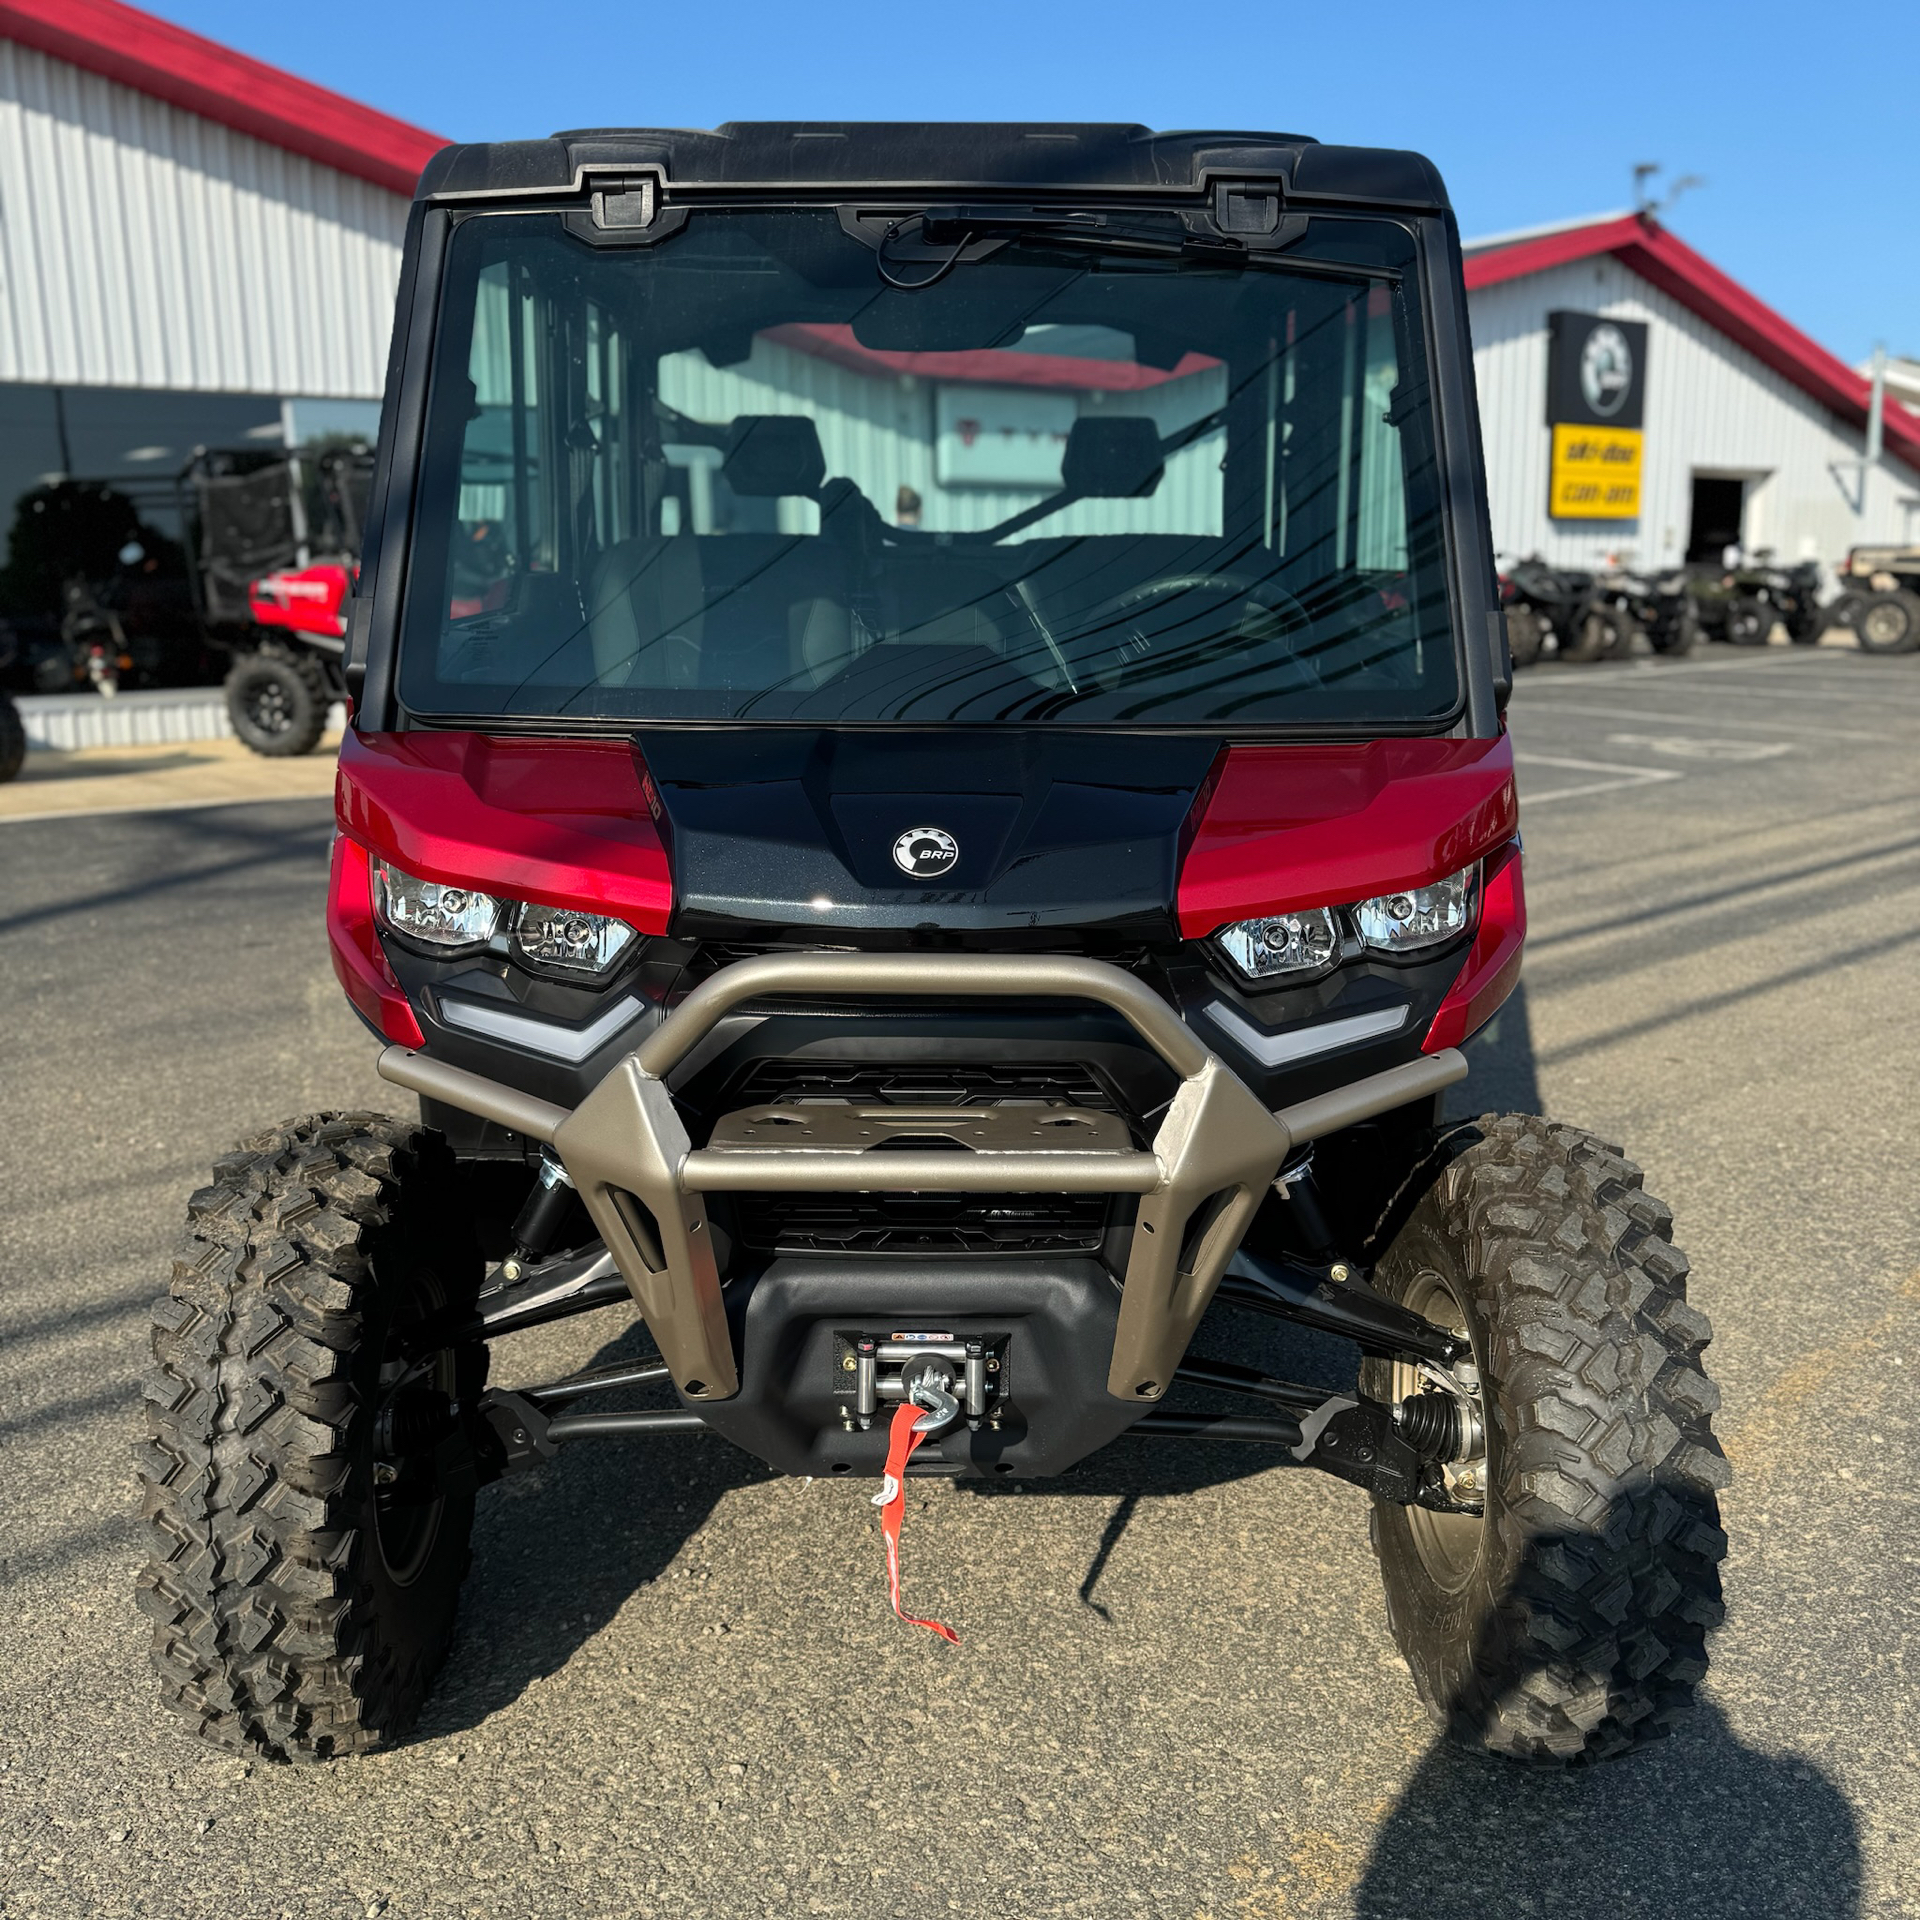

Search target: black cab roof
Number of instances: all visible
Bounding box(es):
[416,123,1450,211]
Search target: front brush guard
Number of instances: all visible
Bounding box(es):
[376,952,1467,1412]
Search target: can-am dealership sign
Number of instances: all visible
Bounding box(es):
[1546,310,1648,520]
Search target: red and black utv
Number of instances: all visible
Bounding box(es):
[181,443,375,754]
[137,124,1726,1767]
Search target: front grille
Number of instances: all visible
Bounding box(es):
[718,1059,1124,1256]
[734,1189,1111,1257]
[723,1059,1116,1110]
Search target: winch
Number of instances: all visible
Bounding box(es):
[679,1256,1144,1479]
[835,1331,1008,1431]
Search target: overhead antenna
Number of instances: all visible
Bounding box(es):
[1633,163,1706,221]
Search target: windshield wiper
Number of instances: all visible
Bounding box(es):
[899,207,1400,284]
[871,206,1200,290]
[917,206,1198,257]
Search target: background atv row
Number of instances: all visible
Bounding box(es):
[1500,546,1920,664]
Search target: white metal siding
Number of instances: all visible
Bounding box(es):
[659,334,1228,539]
[1469,255,1920,573]
[0,40,405,398]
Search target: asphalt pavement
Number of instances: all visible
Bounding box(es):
[2,644,1916,1920]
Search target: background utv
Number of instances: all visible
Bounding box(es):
[135,122,1727,1768]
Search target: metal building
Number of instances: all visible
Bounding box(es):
[1465,213,1920,576]
[1,4,1914,662]
[0,0,439,664]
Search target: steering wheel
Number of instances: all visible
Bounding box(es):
[1073,572,1319,690]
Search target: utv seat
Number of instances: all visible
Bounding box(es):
[586,414,866,692]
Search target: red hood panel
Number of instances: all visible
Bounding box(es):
[336,730,1513,948]
[1177,737,1518,938]
[335,732,673,932]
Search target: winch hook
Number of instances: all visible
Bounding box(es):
[908,1366,960,1435]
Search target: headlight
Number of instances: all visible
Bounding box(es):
[373,860,503,951]
[1215,907,1339,981]
[1354,864,1478,953]
[512,902,636,975]
[371,858,638,975]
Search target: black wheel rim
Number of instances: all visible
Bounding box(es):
[243,675,294,735]
[372,1288,452,1587]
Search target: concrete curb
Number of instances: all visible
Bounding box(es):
[19,687,348,751]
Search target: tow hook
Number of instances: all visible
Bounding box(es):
[903,1357,961,1435]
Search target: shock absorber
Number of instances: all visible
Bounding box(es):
[500,1155,576,1281]
[1274,1149,1336,1260]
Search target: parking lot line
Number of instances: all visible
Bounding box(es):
[1525,672,1920,712]
[1600,733,1795,761]
[1525,650,1920,690]
[1525,651,1855,683]
[1511,750,1687,803]
[1514,699,1889,743]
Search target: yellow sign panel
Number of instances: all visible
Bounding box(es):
[1549,422,1643,520]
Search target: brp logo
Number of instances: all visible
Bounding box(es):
[892,826,959,880]
[1580,323,1634,417]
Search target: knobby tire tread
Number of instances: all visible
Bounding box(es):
[225,644,330,757]
[134,1113,470,1762]
[1367,1112,1729,1765]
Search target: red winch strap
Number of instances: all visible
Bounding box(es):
[873,1402,959,1644]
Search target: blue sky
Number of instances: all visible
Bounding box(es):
[154,0,1914,369]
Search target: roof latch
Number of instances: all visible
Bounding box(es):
[1212,181,1281,236]
[591,176,656,232]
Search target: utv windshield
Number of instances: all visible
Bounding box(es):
[398,208,1459,727]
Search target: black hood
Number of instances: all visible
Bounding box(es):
[637,729,1219,940]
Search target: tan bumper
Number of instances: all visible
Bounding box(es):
[376,952,1466,1408]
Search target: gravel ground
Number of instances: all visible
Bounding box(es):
[1,644,1915,1920]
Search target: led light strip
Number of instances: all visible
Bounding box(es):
[435,992,648,1065]
[1200,999,1409,1068]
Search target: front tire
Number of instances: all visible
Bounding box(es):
[136,1115,484,1761]
[1648,611,1700,657]
[1724,597,1772,645]
[225,644,330,756]
[1857,589,1920,655]
[1364,1115,1728,1765]
[1558,609,1628,663]
[0,691,24,782]
[1505,606,1545,669]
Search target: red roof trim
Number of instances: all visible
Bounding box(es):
[1465,212,1920,471]
[1462,214,1648,290]
[766,323,1222,392]
[0,0,446,198]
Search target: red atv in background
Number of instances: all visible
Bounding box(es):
[181,444,374,755]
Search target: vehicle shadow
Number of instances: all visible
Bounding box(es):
[1353,1697,1861,1920]
[417,1315,774,1742]
[1349,1504,1847,1918]
[1365,997,1851,1917]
